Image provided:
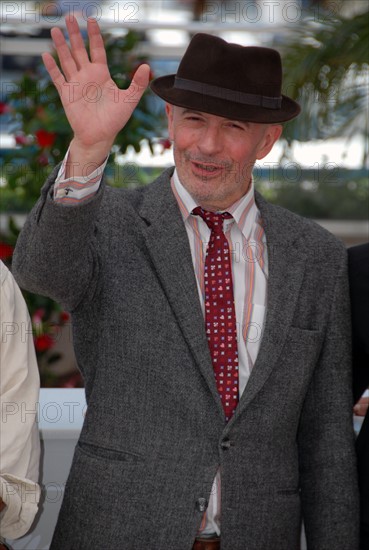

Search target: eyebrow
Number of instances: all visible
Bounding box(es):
[181,109,203,115]
[227,118,251,127]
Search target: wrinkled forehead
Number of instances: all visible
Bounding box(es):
[166,104,273,129]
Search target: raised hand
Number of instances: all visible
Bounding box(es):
[42,16,150,173]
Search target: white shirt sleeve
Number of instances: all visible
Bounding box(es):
[0,261,41,540]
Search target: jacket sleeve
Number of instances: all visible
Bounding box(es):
[298,250,360,549]
[12,166,105,313]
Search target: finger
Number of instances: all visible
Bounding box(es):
[42,52,76,107]
[65,15,89,69]
[42,52,66,89]
[354,403,369,416]
[132,63,151,88]
[121,64,150,107]
[87,18,107,65]
[50,26,78,81]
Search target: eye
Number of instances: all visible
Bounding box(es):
[182,110,204,122]
[228,122,244,130]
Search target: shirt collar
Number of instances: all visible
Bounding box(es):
[171,168,260,240]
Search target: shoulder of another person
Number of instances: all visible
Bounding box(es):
[0,260,10,287]
[0,261,21,298]
[348,242,369,263]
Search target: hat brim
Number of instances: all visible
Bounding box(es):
[150,75,300,123]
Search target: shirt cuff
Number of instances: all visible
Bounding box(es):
[0,474,40,539]
[53,148,108,203]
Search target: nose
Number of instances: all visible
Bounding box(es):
[197,125,223,156]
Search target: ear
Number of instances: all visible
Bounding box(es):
[256,124,283,160]
[165,103,174,140]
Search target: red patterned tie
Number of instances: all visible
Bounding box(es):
[193,207,239,422]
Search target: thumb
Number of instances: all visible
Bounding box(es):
[122,63,151,107]
[132,63,151,89]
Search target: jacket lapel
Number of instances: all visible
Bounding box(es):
[234,192,308,418]
[138,169,224,417]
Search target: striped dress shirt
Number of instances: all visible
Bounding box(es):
[54,160,268,536]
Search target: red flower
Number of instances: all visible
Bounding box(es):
[61,372,83,388]
[32,308,45,324]
[35,129,56,148]
[37,153,49,166]
[158,138,172,153]
[15,133,31,146]
[34,333,55,353]
[0,102,10,115]
[0,242,14,260]
[60,311,70,323]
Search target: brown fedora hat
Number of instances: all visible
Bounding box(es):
[150,33,300,123]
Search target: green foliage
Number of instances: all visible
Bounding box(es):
[0,30,165,212]
[1,17,367,386]
[0,29,165,386]
[256,175,368,220]
[281,9,369,148]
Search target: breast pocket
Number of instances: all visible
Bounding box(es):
[288,325,321,344]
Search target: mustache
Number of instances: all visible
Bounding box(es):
[181,151,232,169]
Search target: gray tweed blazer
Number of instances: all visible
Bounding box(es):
[12,167,359,550]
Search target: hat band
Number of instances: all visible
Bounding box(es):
[174,77,282,109]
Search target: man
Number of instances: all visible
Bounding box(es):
[349,243,369,550]
[0,261,41,547]
[12,16,359,550]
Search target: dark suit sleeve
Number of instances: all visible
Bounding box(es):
[12,166,105,312]
[348,243,369,403]
[298,251,360,549]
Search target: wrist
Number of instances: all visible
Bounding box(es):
[66,138,112,179]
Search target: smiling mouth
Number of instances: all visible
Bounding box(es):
[192,161,224,173]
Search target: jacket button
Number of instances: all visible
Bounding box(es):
[196,497,208,512]
[221,438,232,450]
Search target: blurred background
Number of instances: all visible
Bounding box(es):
[0,0,368,385]
[0,2,368,548]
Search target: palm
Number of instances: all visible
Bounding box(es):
[58,63,142,146]
[42,17,149,148]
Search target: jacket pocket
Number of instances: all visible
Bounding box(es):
[77,440,145,463]
[288,326,321,342]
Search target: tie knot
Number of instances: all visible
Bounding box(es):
[192,206,233,233]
